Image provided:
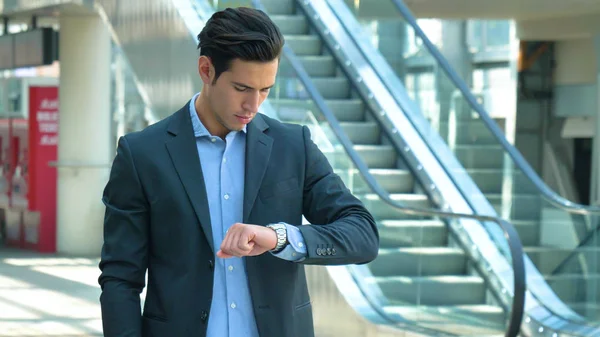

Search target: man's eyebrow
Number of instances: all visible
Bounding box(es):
[232,81,274,90]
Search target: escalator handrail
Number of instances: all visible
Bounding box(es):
[387,0,600,216]
[251,1,525,336]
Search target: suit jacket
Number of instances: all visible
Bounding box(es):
[98,102,379,337]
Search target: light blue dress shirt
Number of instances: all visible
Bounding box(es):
[189,94,307,337]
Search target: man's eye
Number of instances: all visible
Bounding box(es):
[234,87,246,92]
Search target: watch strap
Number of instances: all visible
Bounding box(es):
[266,223,288,253]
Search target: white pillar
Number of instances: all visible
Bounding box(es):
[57,15,111,255]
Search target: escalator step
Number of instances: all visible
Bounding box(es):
[356,193,431,219]
[272,98,364,122]
[332,168,414,194]
[383,304,505,332]
[284,35,322,55]
[259,0,294,15]
[374,276,486,305]
[270,15,307,35]
[280,55,336,77]
[453,145,503,169]
[377,220,447,247]
[369,247,466,276]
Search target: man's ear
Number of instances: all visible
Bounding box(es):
[198,56,213,85]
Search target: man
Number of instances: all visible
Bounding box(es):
[98,7,379,337]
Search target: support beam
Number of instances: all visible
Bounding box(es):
[57,15,111,255]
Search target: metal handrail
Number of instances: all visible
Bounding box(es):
[251,2,525,336]
[388,0,600,216]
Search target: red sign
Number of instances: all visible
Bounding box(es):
[26,85,58,252]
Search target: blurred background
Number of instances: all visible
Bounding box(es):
[0,0,599,336]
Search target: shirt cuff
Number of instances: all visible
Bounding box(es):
[270,223,307,262]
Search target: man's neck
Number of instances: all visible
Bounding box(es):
[195,93,226,139]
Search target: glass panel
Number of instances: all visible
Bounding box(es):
[270,46,514,336]
[343,0,600,325]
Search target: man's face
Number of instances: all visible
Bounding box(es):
[200,57,278,136]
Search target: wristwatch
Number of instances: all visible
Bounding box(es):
[266,223,288,253]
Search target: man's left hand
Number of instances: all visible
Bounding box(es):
[216,223,278,259]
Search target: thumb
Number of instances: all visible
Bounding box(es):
[217,250,233,259]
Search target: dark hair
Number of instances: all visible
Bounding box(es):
[197,7,284,83]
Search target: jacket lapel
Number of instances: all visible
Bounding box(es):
[165,104,214,253]
[243,114,273,223]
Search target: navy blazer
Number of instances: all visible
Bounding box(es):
[98,102,379,337]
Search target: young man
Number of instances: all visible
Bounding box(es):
[98,7,379,337]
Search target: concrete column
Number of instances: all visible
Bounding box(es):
[57,15,111,255]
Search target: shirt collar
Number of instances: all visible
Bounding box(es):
[189,92,247,138]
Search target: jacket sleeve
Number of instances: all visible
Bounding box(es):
[297,125,379,265]
[98,136,149,337]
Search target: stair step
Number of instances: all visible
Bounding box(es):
[270,15,307,35]
[271,77,350,100]
[281,55,336,77]
[510,220,540,246]
[486,194,542,221]
[383,305,505,330]
[357,193,431,219]
[438,120,496,145]
[468,169,536,194]
[354,145,396,168]
[334,169,414,194]
[374,276,486,305]
[454,145,504,169]
[326,145,396,169]
[369,247,466,276]
[312,77,350,99]
[284,35,322,55]
[273,98,364,123]
[378,220,447,248]
[339,122,380,144]
[259,0,294,14]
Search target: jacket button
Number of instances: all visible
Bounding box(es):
[200,310,209,322]
[208,260,214,270]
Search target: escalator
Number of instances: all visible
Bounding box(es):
[291,0,600,335]
[242,0,517,335]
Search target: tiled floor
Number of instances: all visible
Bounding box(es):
[0,247,103,336]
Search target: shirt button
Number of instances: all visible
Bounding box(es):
[224,194,230,200]
[228,265,234,271]
[211,138,216,143]
[230,302,236,309]
[298,242,304,247]
[223,157,227,163]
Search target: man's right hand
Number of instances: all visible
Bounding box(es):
[217,223,278,258]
